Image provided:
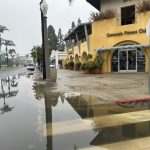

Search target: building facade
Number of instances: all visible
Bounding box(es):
[65,0,149,73]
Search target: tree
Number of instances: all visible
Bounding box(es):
[77,18,82,26]
[0,25,9,68]
[9,49,16,67]
[2,40,15,67]
[30,46,42,66]
[71,21,76,29]
[57,28,65,52]
[0,25,9,34]
[47,25,58,54]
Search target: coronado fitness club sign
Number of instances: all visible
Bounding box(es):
[107,28,146,38]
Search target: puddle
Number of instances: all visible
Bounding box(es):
[0,71,150,150]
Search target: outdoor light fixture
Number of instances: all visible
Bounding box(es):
[40,0,50,80]
[146,19,150,94]
[40,0,48,17]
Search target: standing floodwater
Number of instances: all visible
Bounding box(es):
[0,69,150,150]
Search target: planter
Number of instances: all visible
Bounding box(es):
[84,70,90,74]
[68,66,74,70]
[50,68,57,82]
[94,68,101,74]
[74,66,80,71]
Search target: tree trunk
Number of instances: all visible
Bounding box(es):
[6,46,8,67]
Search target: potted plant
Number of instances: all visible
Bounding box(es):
[81,60,96,74]
[64,63,68,69]
[68,61,74,70]
[74,62,81,71]
[94,54,103,74]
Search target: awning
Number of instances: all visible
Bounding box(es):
[96,44,150,52]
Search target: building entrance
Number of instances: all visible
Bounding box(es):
[111,48,145,72]
[119,49,136,72]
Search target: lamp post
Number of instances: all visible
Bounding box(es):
[0,34,2,69]
[146,19,150,93]
[40,0,50,80]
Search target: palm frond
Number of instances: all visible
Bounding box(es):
[0,25,9,33]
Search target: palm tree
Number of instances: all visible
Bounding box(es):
[0,25,9,68]
[2,40,15,67]
[9,49,16,67]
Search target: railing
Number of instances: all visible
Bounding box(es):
[116,18,137,26]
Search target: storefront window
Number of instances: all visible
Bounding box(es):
[111,50,118,72]
[137,49,145,72]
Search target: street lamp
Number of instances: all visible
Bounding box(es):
[146,19,150,93]
[40,0,50,80]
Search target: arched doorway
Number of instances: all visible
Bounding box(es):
[111,48,145,72]
[81,52,88,63]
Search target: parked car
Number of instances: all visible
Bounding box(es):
[27,64,35,71]
[50,64,55,68]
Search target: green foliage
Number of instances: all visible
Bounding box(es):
[71,21,76,29]
[48,25,58,54]
[65,63,68,67]
[81,63,86,71]
[86,60,96,71]
[94,54,103,68]
[136,0,150,13]
[57,28,65,52]
[77,18,82,26]
[0,25,9,33]
[68,61,74,67]
[89,9,117,22]
[30,46,42,65]
[75,62,81,67]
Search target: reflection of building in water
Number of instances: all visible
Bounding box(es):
[65,94,150,145]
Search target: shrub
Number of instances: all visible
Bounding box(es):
[94,54,103,69]
[81,63,86,71]
[75,62,81,67]
[68,61,74,67]
[89,9,117,21]
[65,63,68,67]
[85,60,96,71]
[137,0,150,13]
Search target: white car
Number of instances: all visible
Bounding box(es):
[50,64,55,68]
[27,64,35,71]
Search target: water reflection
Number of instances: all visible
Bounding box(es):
[0,76,18,114]
[33,81,150,149]
[33,82,59,150]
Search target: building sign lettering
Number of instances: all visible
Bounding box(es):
[107,28,146,38]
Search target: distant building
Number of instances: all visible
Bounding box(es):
[50,50,66,68]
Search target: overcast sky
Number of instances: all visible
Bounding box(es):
[0,0,97,56]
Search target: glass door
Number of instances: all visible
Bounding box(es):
[128,50,137,72]
[119,50,127,72]
[119,49,137,72]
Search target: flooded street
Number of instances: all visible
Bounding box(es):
[0,69,150,150]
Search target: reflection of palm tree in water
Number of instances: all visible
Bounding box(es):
[0,77,18,114]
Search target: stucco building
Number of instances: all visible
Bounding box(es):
[65,0,150,73]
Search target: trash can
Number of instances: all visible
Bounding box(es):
[50,68,57,82]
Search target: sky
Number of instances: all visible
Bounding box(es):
[0,0,97,56]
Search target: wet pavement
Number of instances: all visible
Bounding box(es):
[0,68,150,150]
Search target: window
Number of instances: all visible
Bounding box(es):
[121,5,135,25]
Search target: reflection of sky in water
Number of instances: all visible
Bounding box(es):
[1,73,150,150]
[0,75,47,150]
